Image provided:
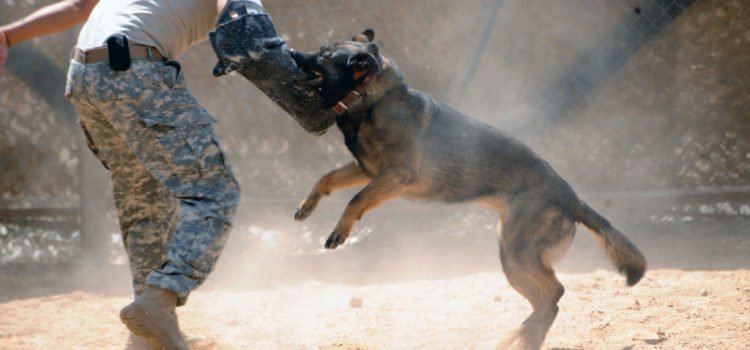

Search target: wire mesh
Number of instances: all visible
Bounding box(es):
[1,0,748,265]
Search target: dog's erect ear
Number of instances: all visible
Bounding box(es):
[349,43,380,73]
[351,29,375,43]
[362,29,375,42]
[347,50,380,80]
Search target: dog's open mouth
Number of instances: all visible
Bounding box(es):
[306,70,324,87]
[290,50,327,88]
[296,61,325,87]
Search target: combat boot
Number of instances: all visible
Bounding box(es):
[120,287,187,350]
[123,332,154,350]
[123,331,215,350]
[183,333,215,349]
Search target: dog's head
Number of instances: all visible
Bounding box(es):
[291,29,383,109]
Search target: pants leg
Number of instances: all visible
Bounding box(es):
[81,107,177,298]
[67,60,240,305]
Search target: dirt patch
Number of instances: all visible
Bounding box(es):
[1,269,748,349]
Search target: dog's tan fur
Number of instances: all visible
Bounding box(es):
[291,30,646,350]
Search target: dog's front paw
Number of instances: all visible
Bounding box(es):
[294,203,315,221]
[294,206,311,221]
[294,195,320,221]
[324,231,347,249]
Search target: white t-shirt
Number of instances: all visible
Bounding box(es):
[77,0,262,59]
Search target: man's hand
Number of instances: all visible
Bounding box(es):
[0,31,8,77]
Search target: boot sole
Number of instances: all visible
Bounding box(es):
[120,303,181,350]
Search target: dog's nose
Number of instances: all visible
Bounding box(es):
[290,49,304,64]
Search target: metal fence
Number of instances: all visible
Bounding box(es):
[1,0,748,269]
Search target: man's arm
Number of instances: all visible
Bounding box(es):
[217,0,229,13]
[0,0,99,76]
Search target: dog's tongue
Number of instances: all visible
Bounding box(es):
[209,0,336,134]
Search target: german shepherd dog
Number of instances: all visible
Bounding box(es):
[291,30,646,350]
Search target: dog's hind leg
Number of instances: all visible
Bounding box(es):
[295,162,370,221]
[495,200,575,350]
[324,170,412,249]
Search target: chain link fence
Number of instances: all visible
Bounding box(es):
[1,0,748,271]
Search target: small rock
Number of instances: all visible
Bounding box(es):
[700,289,708,297]
[349,297,363,308]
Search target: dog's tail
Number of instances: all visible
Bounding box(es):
[576,201,646,286]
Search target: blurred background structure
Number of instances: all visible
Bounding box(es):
[1,0,748,294]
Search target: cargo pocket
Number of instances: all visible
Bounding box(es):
[187,126,231,178]
[136,111,219,186]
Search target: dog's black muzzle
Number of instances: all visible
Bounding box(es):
[209,0,336,134]
[289,50,316,71]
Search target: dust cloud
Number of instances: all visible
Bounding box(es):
[195,0,750,292]
[2,0,748,296]
[1,1,749,348]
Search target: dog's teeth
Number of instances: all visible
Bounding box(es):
[308,77,324,86]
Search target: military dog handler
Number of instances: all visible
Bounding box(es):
[0,1,265,348]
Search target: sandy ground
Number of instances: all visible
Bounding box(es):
[1,269,749,350]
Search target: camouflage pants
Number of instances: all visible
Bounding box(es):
[65,59,240,305]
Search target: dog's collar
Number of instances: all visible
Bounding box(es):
[331,55,384,115]
[332,75,372,115]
